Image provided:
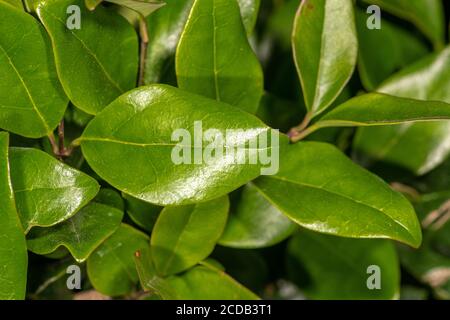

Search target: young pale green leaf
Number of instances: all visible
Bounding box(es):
[176,0,263,114]
[85,0,102,10]
[151,196,229,276]
[254,142,422,248]
[287,230,400,299]
[355,8,429,91]
[292,0,357,117]
[354,47,450,175]
[87,224,149,297]
[123,193,161,233]
[9,147,99,233]
[104,0,164,17]
[237,0,260,35]
[219,183,295,248]
[27,203,124,262]
[80,84,281,206]
[36,0,138,115]
[144,0,194,84]
[0,2,68,138]
[363,0,445,49]
[164,264,259,300]
[313,93,450,130]
[0,133,27,300]
[2,0,23,9]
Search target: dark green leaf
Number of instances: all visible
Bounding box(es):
[176,0,263,113]
[151,196,229,276]
[36,0,138,114]
[0,2,68,138]
[9,147,99,232]
[123,193,161,233]
[87,224,149,296]
[219,183,295,248]
[27,203,124,262]
[287,230,400,299]
[254,142,422,248]
[80,84,281,206]
[0,132,27,300]
[292,0,357,117]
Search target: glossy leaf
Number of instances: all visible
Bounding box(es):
[36,0,138,114]
[237,0,260,35]
[80,84,280,206]
[176,0,263,114]
[354,47,450,175]
[0,2,68,138]
[9,147,99,232]
[151,196,229,276]
[164,264,259,300]
[144,0,194,84]
[27,203,124,262]
[94,188,124,211]
[0,132,27,300]
[355,8,429,91]
[287,230,400,299]
[105,0,164,17]
[87,224,149,296]
[254,142,422,248]
[292,0,357,117]
[362,0,445,49]
[219,183,295,248]
[123,193,161,233]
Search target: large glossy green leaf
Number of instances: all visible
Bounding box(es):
[292,0,357,117]
[164,264,259,300]
[237,0,260,35]
[0,132,27,300]
[87,224,149,297]
[254,142,422,248]
[176,0,263,114]
[354,47,450,175]
[362,0,445,49]
[219,183,295,248]
[144,0,194,84]
[1,0,23,9]
[0,2,68,138]
[151,196,229,276]
[287,230,400,299]
[355,8,429,91]
[27,203,124,262]
[80,84,281,206]
[36,0,138,115]
[9,147,99,232]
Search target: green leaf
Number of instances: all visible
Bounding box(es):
[27,202,123,262]
[36,0,138,115]
[94,188,124,211]
[354,47,450,175]
[80,84,281,206]
[9,147,99,232]
[362,0,445,49]
[355,8,429,91]
[253,142,422,248]
[0,132,27,300]
[292,0,357,117]
[144,0,194,84]
[313,93,450,130]
[85,0,102,10]
[151,196,229,276]
[164,264,259,300]
[0,2,68,138]
[87,224,149,296]
[176,0,263,114]
[287,230,400,299]
[1,0,23,9]
[219,183,295,248]
[237,0,260,35]
[105,0,165,17]
[123,193,161,233]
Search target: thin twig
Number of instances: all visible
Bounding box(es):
[138,17,149,86]
[288,113,313,143]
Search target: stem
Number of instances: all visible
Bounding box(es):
[48,133,59,156]
[138,17,149,86]
[58,119,65,154]
[288,113,313,143]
